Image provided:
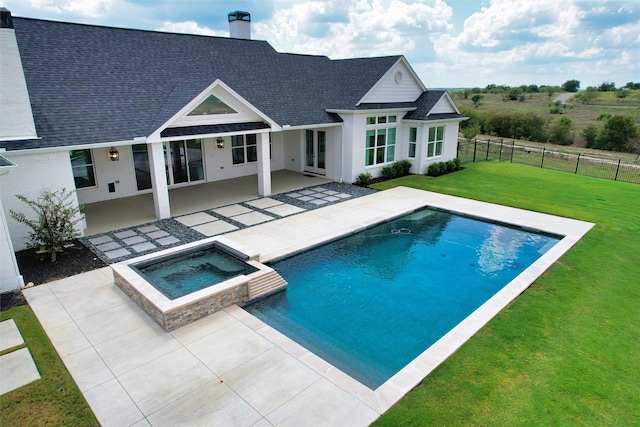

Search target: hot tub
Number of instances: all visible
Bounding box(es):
[112,236,287,331]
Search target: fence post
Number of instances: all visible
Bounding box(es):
[473,139,477,162]
[541,147,545,168]
[614,159,621,181]
[575,153,580,174]
[486,138,490,161]
[510,140,515,162]
[499,140,503,161]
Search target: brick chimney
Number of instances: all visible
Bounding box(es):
[228,11,250,39]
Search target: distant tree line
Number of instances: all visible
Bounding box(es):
[455,80,639,152]
[455,80,640,105]
[459,107,638,152]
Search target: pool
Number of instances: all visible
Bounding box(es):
[245,208,560,389]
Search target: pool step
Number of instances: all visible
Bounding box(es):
[248,270,288,300]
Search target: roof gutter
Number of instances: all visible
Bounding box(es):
[403,116,469,125]
[0,137,147,156]
[326,107,416,115]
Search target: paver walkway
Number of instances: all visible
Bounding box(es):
[82,184,365,264]
[0,319,41,395]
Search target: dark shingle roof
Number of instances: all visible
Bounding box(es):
[2,17,439,151]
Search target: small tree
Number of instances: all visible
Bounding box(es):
[561,79,580,92]
[461,123,480,140]
[595,115,638,152]
[548,117,573,145]
[10,188,84,262]
[577,87,600,105]
[471,94,483,108]
[582,125,599,148]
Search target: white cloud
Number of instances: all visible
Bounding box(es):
[29,0,112,18]
[254,0,454,59]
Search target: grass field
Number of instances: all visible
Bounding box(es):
[454,90,640,146]
[0,306,98,425]
[371,162,639,426]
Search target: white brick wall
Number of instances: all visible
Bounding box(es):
[0,150,81,251]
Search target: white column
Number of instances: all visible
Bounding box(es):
[256,132,271,196]
[148,140,171,218]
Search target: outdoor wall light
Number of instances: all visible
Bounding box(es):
[108,147,119,161]
[216,137,225,149]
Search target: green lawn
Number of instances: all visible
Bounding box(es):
[0,306,98,425]
[371,162,639,426]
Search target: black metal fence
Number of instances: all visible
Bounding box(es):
[457,138,640,185]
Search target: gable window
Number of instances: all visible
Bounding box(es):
[408,127,417,158]
[70,149,96,189]
[188,95,237,115]
[427,126,444,158]
[365,115,397,166]
[232,134,257,165]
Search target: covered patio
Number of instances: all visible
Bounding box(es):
[82,171,331,236]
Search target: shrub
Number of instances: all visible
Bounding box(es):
[549,106,563,114]
[582,125,599,148]
[355,172,372,186]
[484,112,547,142]
[427,162,447,176]
[9,188,84,262]
[393,160,412,177]
[453,157,461,170]
[381,165,397,179]
[548,122,574,145]
[427,158,462,177]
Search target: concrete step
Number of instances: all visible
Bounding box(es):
[248,270,287,300]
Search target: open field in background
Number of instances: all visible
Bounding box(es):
[453,91,640,146]
[371,162,639,426]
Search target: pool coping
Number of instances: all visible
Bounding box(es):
[223,186,595,414]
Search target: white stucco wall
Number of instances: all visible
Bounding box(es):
[0,150,81,251]
[0,196,23,292]
[76,145,140,204]
[418,122,460,175]
[338,112,461,183]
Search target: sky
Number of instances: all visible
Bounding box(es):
[4,0,639,89]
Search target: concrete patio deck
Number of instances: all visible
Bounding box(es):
[22,187,594,426]
[83,170,332,235]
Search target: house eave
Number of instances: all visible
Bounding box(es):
[403,116,469,125]
[326,107,416,115]
[0,137,147,155]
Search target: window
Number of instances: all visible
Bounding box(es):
[427,126,444,158]
[188,95,237,115]
[365,115,397,166]
[132,144,151,190]
[70,149,96,188]
[408,127,417,158]
[232,134,257,165]
[164,139,204,185]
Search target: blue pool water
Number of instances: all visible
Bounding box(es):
[133,244,258,300]
[245,208,560,389]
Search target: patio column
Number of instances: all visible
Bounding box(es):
[148,140,171,219]
[257,132,271,196]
